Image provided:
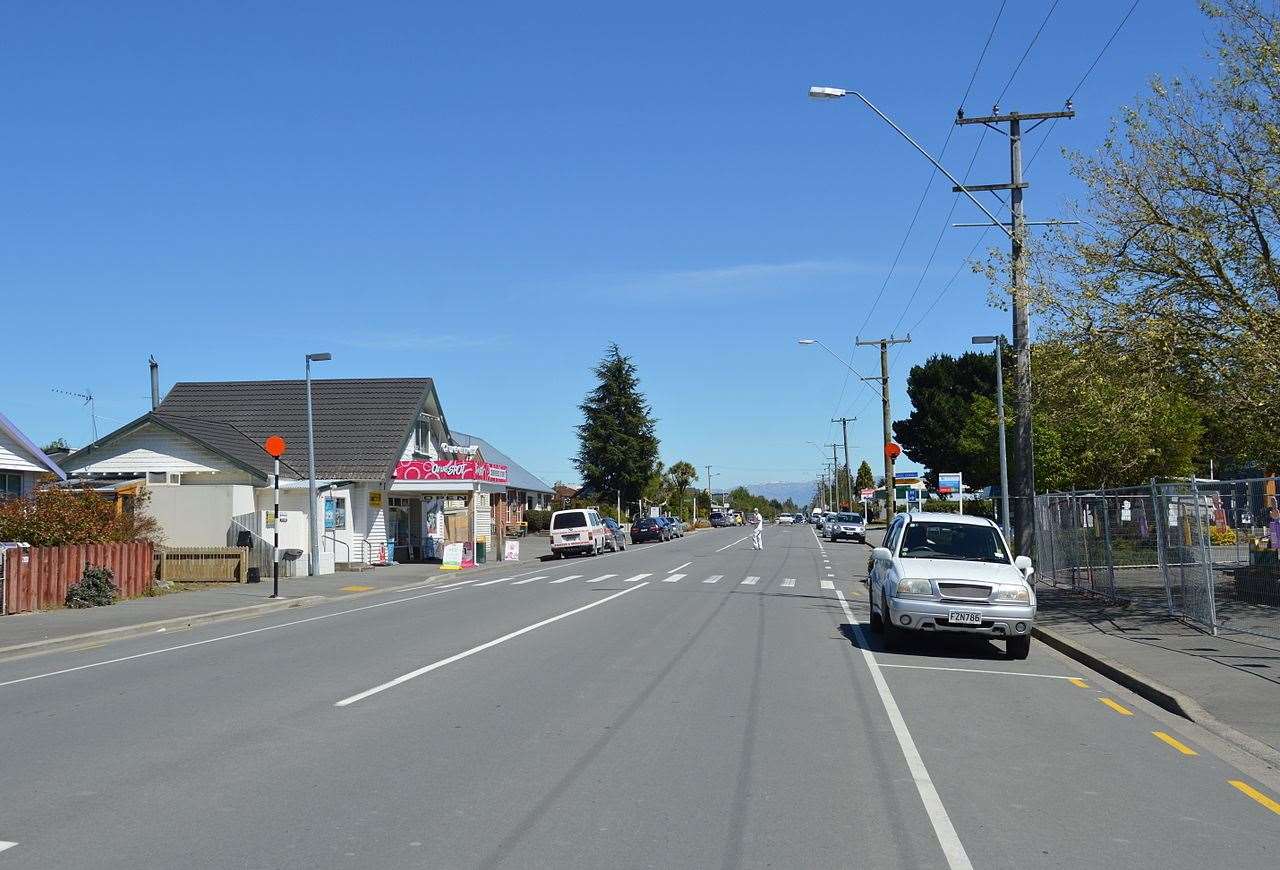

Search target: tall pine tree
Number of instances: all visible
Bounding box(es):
[854,460,875,494]
[575,345,659,505]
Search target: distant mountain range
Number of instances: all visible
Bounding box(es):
[733,481,814,507]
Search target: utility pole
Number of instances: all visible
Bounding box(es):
[705,465,713,509]
[955,103,1074,557]
[857,335,911,522]
[830,443,840,510]
[832,416,854,510]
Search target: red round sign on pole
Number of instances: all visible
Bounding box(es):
[264,435,287,458]
[884,442,902,460]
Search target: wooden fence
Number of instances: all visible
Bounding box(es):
[156,547,249,582]
[2,542,155,614]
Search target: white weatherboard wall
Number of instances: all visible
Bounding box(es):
[63,423,235,477]
[147,485,257,547]
[0,428,45,474]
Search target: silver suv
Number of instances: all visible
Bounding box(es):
[868,512,1036,659]
[825,512,866,543]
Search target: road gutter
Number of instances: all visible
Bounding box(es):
[1032,623,1280,769]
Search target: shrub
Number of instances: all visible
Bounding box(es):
[525,510,552,533]
[0,485,159,546]
[921,499,997,520]
[65,564,118,608]
[1208,525,1238,546]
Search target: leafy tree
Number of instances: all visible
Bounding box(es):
[42,437,69,453]
[667,461,698,501]
[574,345,660,507]
[996,0,1280,472]
[854,460,876,493]
[892,352,1001,488]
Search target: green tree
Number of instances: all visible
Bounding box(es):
[667,461,698,500]
[854,460,875,493]
[998,0,1280,471]
[42,437,69,453]
[574,345,660,507]
[892,352,1001,488]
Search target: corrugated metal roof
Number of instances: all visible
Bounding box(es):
[153,378,437,480]
[450,431,553,494]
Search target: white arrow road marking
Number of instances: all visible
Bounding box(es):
[702,575,723,584]
[335,583,650,707]
[623,573,651,582]
[834,590,973,870]
[549,575,581,584]
[585,574,616,583]
[663,573,686,583]
[741,576,759,585]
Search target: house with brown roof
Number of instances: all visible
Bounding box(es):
[61,378,514,573]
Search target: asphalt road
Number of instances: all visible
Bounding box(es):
[1,523,1278,869]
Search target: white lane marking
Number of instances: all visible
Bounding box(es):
[623,573,651,582]
[0,842,16,853]
[715,535,751,552]
[510,576,546,585]
[781,577,796,588]
[0,582,477,690]
[548,575,582,584]
[741,576,759,585]
[668,562,692,573]
[335,584,650,706]
[663,573,686,583]
[877,663,1079,680]
[702,575,723,584]
[820,579,835,590]
[585,574,616,583]
[835,590,973,870]
[474,577,513,586]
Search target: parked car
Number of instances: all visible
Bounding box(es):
[825,512,866,543]
[550,508,610,557]
[868,512,1035,659]
[815,513,827,531]
[776,513,793,525]
[792,514,805,524]
[732,511,744,526]
[631,516,670,543]
[709,511,730,527]
[601,517,627,552]
[662,516,685,537]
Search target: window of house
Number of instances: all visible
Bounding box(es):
[333,497,347,530]
[147,472,168,484]
[415,419,431,455]
[1,473,21,500]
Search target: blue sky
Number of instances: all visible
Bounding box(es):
[2,1,1216,488]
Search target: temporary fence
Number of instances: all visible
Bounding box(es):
[1035,476,1280,639]
[2,541,155,614]
[155,546,250,582]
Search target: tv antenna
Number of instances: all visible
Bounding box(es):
[52,387,98,442]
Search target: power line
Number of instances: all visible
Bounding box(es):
[994,0,1061,105]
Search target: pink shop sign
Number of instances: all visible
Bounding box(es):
[395,459,510,483]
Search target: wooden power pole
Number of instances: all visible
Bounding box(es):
[857,335,911,522]
[954,104,1074,557]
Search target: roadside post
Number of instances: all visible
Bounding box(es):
[939,473,963,516]
[264,435,287,599]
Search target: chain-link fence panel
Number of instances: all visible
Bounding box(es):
[1190,477,1280,639]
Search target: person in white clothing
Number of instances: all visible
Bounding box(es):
[751,509,764,550]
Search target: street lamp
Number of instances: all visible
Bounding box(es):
[305,352,331,576]
[973,336,1012,543]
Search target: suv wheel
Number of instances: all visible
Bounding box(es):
[1007,635,1031,660]
[881,593,904,651]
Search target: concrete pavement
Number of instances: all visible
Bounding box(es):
[0,523,1277,868]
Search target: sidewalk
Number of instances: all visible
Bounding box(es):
[1034,583,1280,766]
[0,535,552,656]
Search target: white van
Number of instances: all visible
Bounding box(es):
[549,508,609,557]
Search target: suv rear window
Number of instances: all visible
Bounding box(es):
[552,511,587,530]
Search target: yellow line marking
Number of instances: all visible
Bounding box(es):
[1069,677,1089,689]
[1229,780,1280,816]
[1152,731,1198,756]
[1099,698,1133,716]
[340,585,374,593]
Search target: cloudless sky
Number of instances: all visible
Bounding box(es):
[2,1,1217,488]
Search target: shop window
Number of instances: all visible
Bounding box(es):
[333,497,347,530]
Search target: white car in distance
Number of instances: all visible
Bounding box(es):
[775,514,793,525]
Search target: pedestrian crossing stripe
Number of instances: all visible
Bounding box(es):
[663,573,686,583]
[585,574,616,583]
[703,575,723,584]
[549,575,581,584]
[781,578,796,587]
[820,579,835,590]
[511,576,545,585]
[623,573,651,582]
[741,576,759,585]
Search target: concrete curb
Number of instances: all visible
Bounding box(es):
[0,596,327,663]
[1033,623,1280,770]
